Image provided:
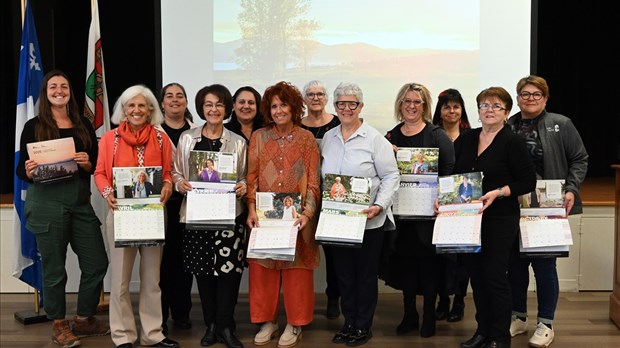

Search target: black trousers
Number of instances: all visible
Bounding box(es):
[160,195,194,324]
[196,272,243,328]
[322,245,340,299]
[463,216,518,344]
[332,226,384,329]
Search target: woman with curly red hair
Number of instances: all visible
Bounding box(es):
[246,81,321,348]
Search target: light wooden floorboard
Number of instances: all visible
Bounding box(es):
[1,292,618,347]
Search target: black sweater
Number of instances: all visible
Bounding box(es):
[453,126,536,218]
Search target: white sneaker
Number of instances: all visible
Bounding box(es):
[510,316,528,336]
[529,322,554,347]
[277,324,302,348]
[254,321,279,346]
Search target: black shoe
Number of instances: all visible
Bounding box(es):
[396,313,419,335]
[460,334,487,348]
[326,297,341,319]
[435,297,450,321]
[484,340,510,348]
[447,304,465,322]
[148,337,180,347]
[201,323,216,346]
[216,327,243,348]
[117,344,133,348]
[420,319,436,338]
[345,328,372,347]
[332,324,354,344]
[174,319,192,330]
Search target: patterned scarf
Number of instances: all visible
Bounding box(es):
[114,121,163,167]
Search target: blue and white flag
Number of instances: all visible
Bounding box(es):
[13,0,44,299]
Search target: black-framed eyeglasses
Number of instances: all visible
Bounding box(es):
[401,99,424,107]
[335,101,360,110]
[518,91,544,100]
[478,103,506,111]
[305,92,326,99]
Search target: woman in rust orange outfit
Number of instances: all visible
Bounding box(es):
[246,81,321,348]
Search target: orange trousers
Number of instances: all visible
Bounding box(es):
[249,264,315,326]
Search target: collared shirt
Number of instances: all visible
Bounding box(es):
[320,120,400,230]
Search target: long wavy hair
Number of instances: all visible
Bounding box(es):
[36,70,92,148]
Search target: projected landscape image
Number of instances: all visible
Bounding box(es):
[213,0,481,133]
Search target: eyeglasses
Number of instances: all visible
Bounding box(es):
[478,103,506,111]
[401,99,424,107]
[204,103,225,110]
[335,101,360,110]
[305,92,326,99]
[518,91,544,100]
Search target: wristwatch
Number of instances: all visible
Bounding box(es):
[497,187,505,199]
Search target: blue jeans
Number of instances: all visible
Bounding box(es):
[509,257,559,324]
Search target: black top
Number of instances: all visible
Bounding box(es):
[161,121,191,146]
[225,116,264,142]
[301,114,340,139]
[385,122,455,176]
[453,126,536,217]
[17,116,98,182]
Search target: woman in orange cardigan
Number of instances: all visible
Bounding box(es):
[94,85,178,348]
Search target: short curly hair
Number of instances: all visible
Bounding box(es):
[260,81,305,126]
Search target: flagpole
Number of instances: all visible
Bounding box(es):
[88,0,109,313]
[14,0,50,325]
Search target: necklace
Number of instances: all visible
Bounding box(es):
[206,137,221,152]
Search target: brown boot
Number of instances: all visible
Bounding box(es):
[71,316,110,337]
[52,319,81,348]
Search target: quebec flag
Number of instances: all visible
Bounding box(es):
[13,0,44,300]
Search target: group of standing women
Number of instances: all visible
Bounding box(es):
[18,70,586,348]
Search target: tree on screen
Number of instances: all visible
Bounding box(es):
[236,0,319,79]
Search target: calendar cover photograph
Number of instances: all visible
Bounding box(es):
[185,151,238,229]
[518,180,571,258]
[26,137,78,184]
[316,174,372,247]
[396,147,439,175]
[437,172,483,207]
[322,174,372,205]
[188,150,237,183]
[112,166,165,247]
[434,172,483,253]
[256,192,302,220]
[112,166,164,200]
[519,180,565,210]
[248,192,302,261]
